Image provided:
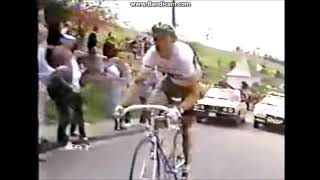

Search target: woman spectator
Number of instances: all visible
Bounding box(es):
[103,42,131,130]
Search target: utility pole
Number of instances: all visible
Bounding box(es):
[172,0,176,28]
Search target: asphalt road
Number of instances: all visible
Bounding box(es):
[39,115,284,180]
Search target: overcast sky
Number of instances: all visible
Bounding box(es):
[104,0,284,60]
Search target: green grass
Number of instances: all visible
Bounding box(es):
[187,42,241,84]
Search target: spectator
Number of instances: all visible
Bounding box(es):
[103,38,116,59]
[61,21,72,35]
[217,80,235,89]
[87,26,99,52]
[46,34,88,145]
[38,8,54,145]
[240,81,251,110]
[119,67,162,129]
[106,32,115,42]
[46,22,63,66]
[79,47,107,85]
[102,47,131,130]
[143,37,152,54]
[82,47,104,74]
[128,40,139,59]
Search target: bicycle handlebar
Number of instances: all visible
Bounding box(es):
[121,104,170,116]
[115,104,181,131]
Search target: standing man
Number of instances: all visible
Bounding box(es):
[38,7,54,145]
[47,34,88,145]
[87,26,99,52]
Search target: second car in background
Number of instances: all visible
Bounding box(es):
[193,87,247,126]
[253,92,284,129]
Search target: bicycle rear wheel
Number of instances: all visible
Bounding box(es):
[129,137,161,180]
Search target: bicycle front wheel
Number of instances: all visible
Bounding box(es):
[129,137,161,180]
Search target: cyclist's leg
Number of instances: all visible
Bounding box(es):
[181,114,195,166]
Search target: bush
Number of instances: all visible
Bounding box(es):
[81,83,109,123]
[275,70,284,78]
[229,61,236,70]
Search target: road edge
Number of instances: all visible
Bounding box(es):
[39,126,145,153]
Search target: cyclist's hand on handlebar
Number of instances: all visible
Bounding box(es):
[166,107,182,122]
[114,105,124,116]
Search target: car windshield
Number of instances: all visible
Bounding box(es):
[268,93,285,98]
[261,96,284,107]
[205,88,240,101]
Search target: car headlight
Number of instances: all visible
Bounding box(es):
[228,108,234,113]
[223,107,227,112]
[267,116,274,121]
[194,104,205,110]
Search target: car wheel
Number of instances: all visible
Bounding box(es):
[253,121,259,129]
[235,119,241,126]
[235,111,245,125]
[196,117,207,123]
[241,118,246,123]
[235,116,242,126]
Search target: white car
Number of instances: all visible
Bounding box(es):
[193,87,247,125]
[253,92,284,129]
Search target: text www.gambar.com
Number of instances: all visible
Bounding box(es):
[130,1,192,8]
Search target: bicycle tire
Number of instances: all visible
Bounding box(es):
[170,130,185,173]
[129,137,161,180]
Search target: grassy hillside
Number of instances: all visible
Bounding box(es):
[186,42,237,84]
[186,41,284,85]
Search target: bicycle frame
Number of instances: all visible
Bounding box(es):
[121,104,184,180]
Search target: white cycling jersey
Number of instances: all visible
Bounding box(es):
[142,41,202,86]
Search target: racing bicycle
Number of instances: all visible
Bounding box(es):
[115,104,186,180]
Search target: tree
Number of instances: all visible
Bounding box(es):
[236,46,241,52]
[217,58,221,67]
[275,70,283,78]
[229,61,236,70]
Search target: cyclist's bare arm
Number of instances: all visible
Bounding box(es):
[179,82,202,112]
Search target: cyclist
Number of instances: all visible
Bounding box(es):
[115,22,203,179]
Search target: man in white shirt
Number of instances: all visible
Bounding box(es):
[46,34,88,145]
[115,22,203,179]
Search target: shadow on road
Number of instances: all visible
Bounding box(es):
[259,125,285,135]
[197,118,284,136]
[197,118,245,129]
